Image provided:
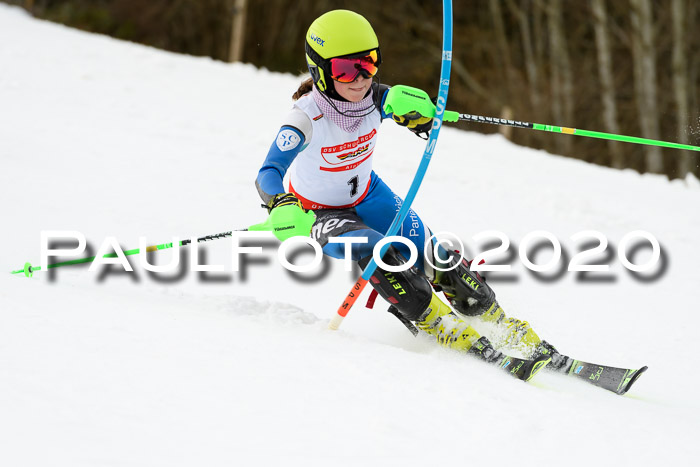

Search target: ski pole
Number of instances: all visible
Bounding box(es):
[442,111,700,152]
[10,230,243,278]
[328,0,454,330]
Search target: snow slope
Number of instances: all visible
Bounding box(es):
[1,5,699,466]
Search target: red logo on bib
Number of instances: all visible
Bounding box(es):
[320,129,376,169]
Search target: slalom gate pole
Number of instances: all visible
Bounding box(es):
[327,0,454,330]
[442,111,700,152]
[10,230,244,278]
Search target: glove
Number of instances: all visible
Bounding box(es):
[251,192,315,241]
[392,111,433,139]
[264,192,303,213]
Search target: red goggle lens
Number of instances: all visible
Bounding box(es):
[329,50,379,83]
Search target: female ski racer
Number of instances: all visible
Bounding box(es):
[255,10,556,380]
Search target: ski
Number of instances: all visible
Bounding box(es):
[385,308,647,392]
[536,341,648,395]
[468,335,552,382]
[558,359,647,395]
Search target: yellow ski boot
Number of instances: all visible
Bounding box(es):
[415,293,551,382]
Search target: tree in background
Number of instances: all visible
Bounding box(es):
[630,0,663,173]
[671,0,692,178]
[4,0,698,180]
[591,0,624,169]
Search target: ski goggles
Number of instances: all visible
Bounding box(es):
[329,49,381,83]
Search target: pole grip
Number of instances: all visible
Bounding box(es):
[443,110,460,122]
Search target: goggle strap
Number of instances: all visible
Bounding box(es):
[305,43,328,88]
[305,41,324,68]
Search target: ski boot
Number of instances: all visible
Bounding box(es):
[415,294,551,382]
[491,316,543,351]
[414,293,481,351]
[432,250,547,351]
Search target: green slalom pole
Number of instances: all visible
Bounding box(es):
[442,111,700,152]
[10,230,242,278]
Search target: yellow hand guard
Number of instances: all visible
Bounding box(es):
[392,111,433,138]
[265,192,303,213]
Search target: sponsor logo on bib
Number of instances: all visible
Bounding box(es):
[320,129,376,167]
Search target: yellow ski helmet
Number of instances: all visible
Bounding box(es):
[305,10,382,99]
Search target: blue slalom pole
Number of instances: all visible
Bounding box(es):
[329,0,454,329]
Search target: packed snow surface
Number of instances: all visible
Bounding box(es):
[1,5,699,466]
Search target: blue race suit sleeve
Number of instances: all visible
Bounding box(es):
[255,125,306,204]
[379,86,393,120]
[375,83,392,120]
